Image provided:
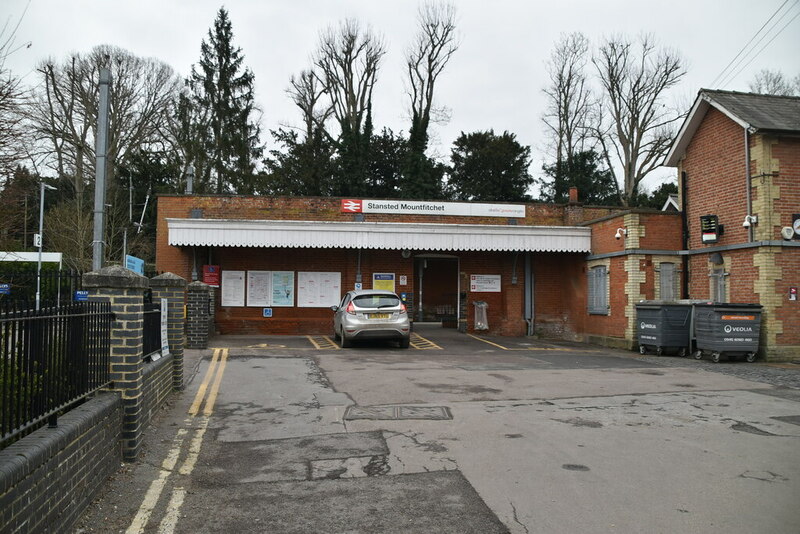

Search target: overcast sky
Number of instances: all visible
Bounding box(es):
[4,0,799,193]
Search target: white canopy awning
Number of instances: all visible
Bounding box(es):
[167,219,591,253]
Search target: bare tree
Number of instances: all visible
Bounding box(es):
[27,45,180,200]
[748,68,799,96]
[287,69,332,141]
[0,5,30,177]
[400,2,458,199]
[592,34,686,206]
[541,32,595,199]
[314,19,385,138]
[405,1,458,143]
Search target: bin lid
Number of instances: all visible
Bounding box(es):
[693,302,763,310]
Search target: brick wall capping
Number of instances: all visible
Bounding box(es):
[580,208,680,227]
[188,280,211,291]
[83,265,149,289]
[150,272,188,288]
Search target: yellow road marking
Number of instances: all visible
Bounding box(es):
[128,348,230,534]
[203,348,228,416]
[307,335,340,350]
[410,333,443,350]
[157,487,186,534]
[125,429,188,534]
[468,334,510,350]
[188,348,221,416]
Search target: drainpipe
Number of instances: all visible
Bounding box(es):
[524,252,534,336]
[680,171,689,299]
[744,129,753,242]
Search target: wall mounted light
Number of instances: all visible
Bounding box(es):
[742,215,758,228]
[614,228,627,240]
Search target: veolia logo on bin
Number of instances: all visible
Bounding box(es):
[723,325,753,333]
[639,322,657,330]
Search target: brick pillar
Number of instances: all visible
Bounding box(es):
[187,281,211,349]
[150,272,188,390]
[83,265,148,461]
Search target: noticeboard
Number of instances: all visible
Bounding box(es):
[373,273,395,292]
[700,215,719,244]
[470,274,501,292]
[221,270,245,307]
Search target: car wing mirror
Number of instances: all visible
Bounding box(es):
[330,305,339,311]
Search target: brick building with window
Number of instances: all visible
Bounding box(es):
[664,90,800,361]
[154,90,798,361]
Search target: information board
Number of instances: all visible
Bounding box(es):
[247,271,272,307]
[470,274,501,292]
[373,273,395,292]
[160,298,170,356]
[221,270,245,306]
[271,271,295,307]
[298,272,342,307]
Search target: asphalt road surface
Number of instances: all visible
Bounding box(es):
[74,325,800,533]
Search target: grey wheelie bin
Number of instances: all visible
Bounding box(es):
[692,303,762,363]
[636,301,693,356]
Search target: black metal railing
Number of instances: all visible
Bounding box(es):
[142,302,162,360]
[1,300,112,446]
[0,268,83,305]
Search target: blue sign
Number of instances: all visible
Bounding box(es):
[74,290,89,302]
[125,255,145,275]
[262,308,273,318]
[0,283,10,295]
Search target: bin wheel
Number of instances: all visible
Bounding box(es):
[746,352,757,363]
[678,348,687,358]
[639,345,647,355]
[693,350,703,360]
[711,352,721,363]
[656,347,663,356]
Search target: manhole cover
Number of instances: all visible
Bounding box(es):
[344,405,452,421]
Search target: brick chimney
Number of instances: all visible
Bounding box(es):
[568,187,579,204]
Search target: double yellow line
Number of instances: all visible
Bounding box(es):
[189,347,230,416]
[126,348,229,534]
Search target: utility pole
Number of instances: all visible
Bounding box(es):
[92,67,111,271]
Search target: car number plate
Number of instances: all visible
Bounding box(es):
[370,313,390,319]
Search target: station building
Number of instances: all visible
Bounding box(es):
[154,90,799,361]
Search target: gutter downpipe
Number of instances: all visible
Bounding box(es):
[745,128,753,242]
[680,171,689,299]
[524,252,533,336]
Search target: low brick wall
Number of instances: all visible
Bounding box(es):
[141,354,175,433]
[0,393,122,533]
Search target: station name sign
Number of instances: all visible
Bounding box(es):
[341,199,526,218]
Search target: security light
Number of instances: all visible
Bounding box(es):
[615,228,627,240]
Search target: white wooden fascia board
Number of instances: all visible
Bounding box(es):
[166,218,591,252]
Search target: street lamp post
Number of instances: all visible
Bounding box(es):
[36,182,56,310]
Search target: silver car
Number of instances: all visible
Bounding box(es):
[331,290,411,348]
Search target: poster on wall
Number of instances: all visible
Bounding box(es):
[247,271,272,307]
[221,270,245,306]
[272,271,295,307]
[470,274,501,292]
[373,273,395,292]
[202,265,221,287]
[298,272,342,307]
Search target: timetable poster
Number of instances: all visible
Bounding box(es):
[298,272,341,307]
[272,271,295,307]
[221,270,245,307]
[247,271,272,307]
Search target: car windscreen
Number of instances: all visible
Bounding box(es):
[352,295,400,309]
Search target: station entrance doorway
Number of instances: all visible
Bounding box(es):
[414,255,459,327]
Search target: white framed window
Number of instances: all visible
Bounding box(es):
[658,262,677,301]
[709,268,727,302]
[588,265,608,315]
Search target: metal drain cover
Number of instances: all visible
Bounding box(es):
[344,405,452,421]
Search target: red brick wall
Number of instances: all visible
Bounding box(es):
[681,108,748,249]
[776,253,800,345]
